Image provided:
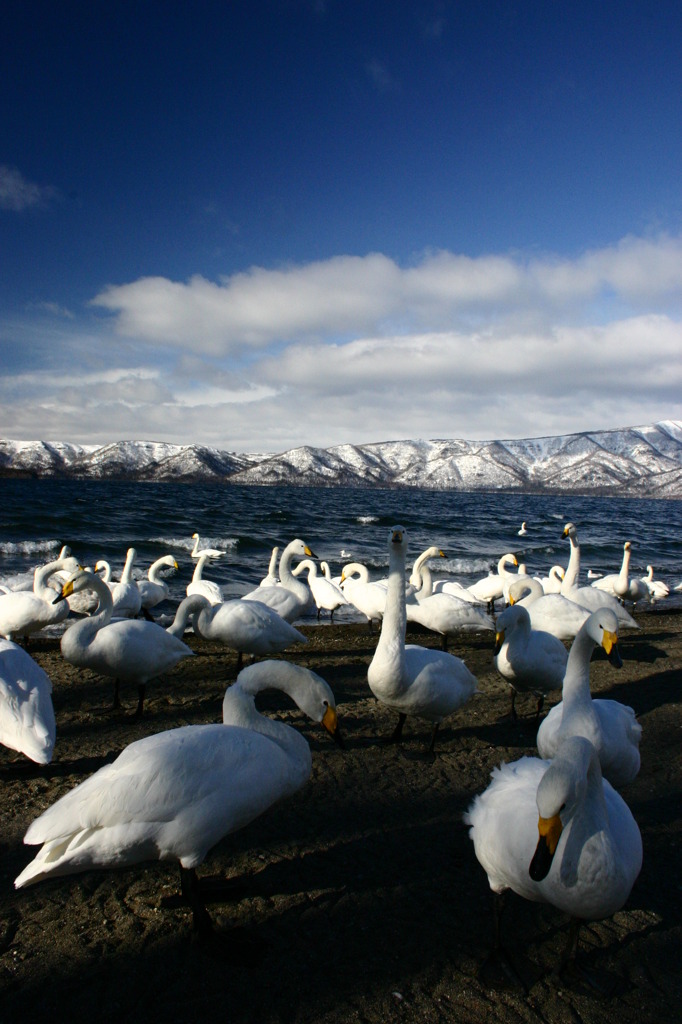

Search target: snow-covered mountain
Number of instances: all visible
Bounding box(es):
[1,421,682,497]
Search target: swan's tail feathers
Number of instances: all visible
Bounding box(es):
[15,835,79,888]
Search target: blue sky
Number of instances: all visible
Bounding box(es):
[2,0,681,452]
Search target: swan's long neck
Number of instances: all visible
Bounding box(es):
[33,558,75,600]
[192,554,210,583]
[222,665,312,765]
[414,563,434,598]
[60,574,114,656]
[166,594,208,637]
[617,545,631,588]
[370,538,407,691]
[278,543,310,601]
[561,532,581,593]
[512,577,543,605]
[559,628,599,724]
[120,549,136,584]
[148,557,172,582]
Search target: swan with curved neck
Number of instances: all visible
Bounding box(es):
[137,555,178,612]
[55,570,194,716]
[0,554,81,641]
[537,608,641,787]
[293,559,350,621]
[339,562,387,628]
[508,577,590,640]
[467,554,519,612]
[15,660,341,935]
[168,592,307,669]
[367,525,478,751]
[242,539,317,622]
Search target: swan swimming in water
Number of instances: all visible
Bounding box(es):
[190,533,225,559]
[367,526,478,752]
[137,555,178,613]
[15,660,342,936]
[0,639,56,764]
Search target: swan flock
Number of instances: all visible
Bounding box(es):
[3,516,662,986]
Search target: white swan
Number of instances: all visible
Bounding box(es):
[493,604,568,719]
[367,526,478,751]
[591,542,649,606]
[109,548,143,618]
[507,577,590,641]
[168,593,307,668]
[55,570,194,716]
[467,554,519,613]
[242,540,317,623]
[137,555,178,612]
[559,524,640,629]
[186,553,224,606]
[190,532,225,559]
[518,521,527,536]
[640,565,670,603]
[536,565,565,594]
[15,660,341,934]
[259,546,280,587]
[0,553,81,641]
[0,639,56,764]
[339,562,387,627]
[293,559,350,622]
[464,735,642,980]
[537,608,641,788]
[407,560,494,649]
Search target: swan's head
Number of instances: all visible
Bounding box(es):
[584,608,622,667]
[562,522,577,539]
[624,541,633,551]
[493,604,528,652]
[389,525,406,548]
[289,538,318,560]
[52,568,102,604]
[530,736,598,881]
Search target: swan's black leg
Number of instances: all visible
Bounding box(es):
[510,688,518,720]
[133,684,146,718]
[180,866,214,935]
[427,722,440,753]
[112,678,122,709]
[387,712,407,744]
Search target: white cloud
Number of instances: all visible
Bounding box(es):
[3,235,682,451]
[0,165,56,211]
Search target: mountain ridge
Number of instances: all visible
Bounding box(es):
[1,421,681,498]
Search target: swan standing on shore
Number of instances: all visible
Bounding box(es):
[367,526,478,752]
[186,553,224,606]
[339,563,387,628]
[537,608,641,788]
[467,554,519,613]
[0,553,81,642]
[464,735,642,985]
[168,593,307,668]
[138,555,178,613]
[493,604,567,719]
[15,660,342,935]
[242,539,317,623]
[507,577,590,641]
[592,542,649,606]
[55,571,194,716]
[0,639,56,763]
[293,559,350,621]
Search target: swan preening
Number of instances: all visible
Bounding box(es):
[15,660,342,934]
[0,553,81,641]
[367,526,478,751]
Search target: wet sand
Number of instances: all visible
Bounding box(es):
[1,608,681,1024]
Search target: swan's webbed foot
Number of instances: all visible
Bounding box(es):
[173,867,265,964]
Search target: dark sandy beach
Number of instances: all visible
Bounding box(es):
[1,609,681,1024]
